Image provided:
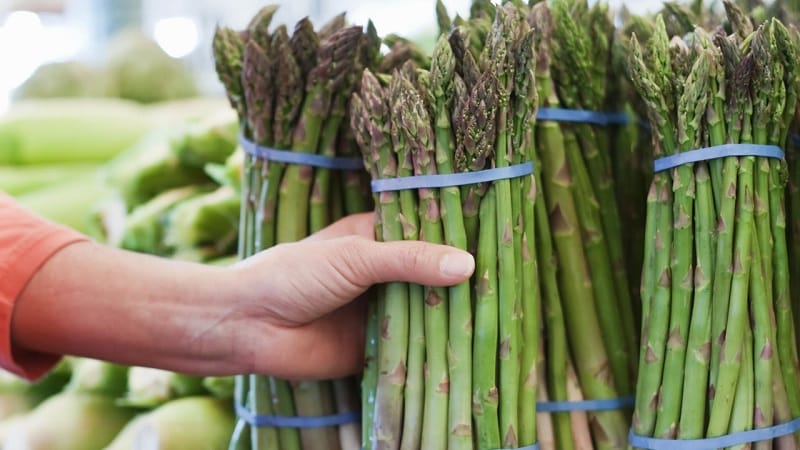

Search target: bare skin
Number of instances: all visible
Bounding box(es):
[11,213,474,380]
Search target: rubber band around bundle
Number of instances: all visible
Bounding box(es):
[628,416,800,450]
[536,107,629,126]
[235,402,361,428]
[536,395,635,413]
[370,162,533,193]
[653,144,785,173]
[238,135,363,171]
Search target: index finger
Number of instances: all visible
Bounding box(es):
[302,212,377,242]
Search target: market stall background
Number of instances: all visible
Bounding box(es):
[0,0,663,111]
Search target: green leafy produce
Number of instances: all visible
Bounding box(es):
[105,30,198,104]
[106,397,234,450]
[15,61,115,100]
[0,99,156,165]
[4,392,135,450]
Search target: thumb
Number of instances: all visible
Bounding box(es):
[332,236,475,288]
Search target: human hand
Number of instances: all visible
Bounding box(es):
[12,213,473,380]
[226,212,475,379]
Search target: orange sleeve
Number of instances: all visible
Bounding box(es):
[0,192,88,381]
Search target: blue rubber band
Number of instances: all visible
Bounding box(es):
[370,162,533,193]
[629,417,800,450]
[536,107,612,126]
[239,135,363,170]
[604,112,632,125]
[653,144,784,173]
[236,402,361,428]
[537,395,635,413]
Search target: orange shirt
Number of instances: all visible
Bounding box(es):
[0,193,87,380]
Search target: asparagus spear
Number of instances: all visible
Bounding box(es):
[389,73,425,450]
[429,35,474,450]
[276,26,361,243]
[356,70,410,450]
[483,10,522,446]
[403,68,450,450]
[528,10,575,449]
[456,70,500,450]
[769,19,800,421]
[627,19,678,438]
[653,39,710,440]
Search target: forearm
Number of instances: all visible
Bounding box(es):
[11,240,246,375]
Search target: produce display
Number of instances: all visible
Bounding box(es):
[213,6,378,449]
[17,31,198,104]
[4,0,800,449]
[628,5,800,449]
[0,100,242,450]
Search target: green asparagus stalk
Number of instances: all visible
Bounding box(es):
[653,42,710,440]
[769,19,800,421]
[403,70,450,450]
[455,70,500,450]
[473,183,501,450]
[533,5,628,449]
[276,26,362,243]
[355,70,410,450]
[483,10,521,446]
[551,0,634,395]
[389,73,425,450]
[627,19,678,437]
[429,35,474,450]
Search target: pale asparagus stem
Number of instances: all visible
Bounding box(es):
[333,378,361,450]
[537,333,557,450]
[566,360,593,450]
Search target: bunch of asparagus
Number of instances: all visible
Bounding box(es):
[351,3,540,448]
[525,2,637,449]
[628,7,800,446]
[213,6,381,450]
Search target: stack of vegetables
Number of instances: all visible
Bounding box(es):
[0,102,243,450]
[104,108,242,262]
[213,6,380,450]
[0,357,236,449]
[351,0,638,448]
[352,10,540,448]
[627,6,800,448]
